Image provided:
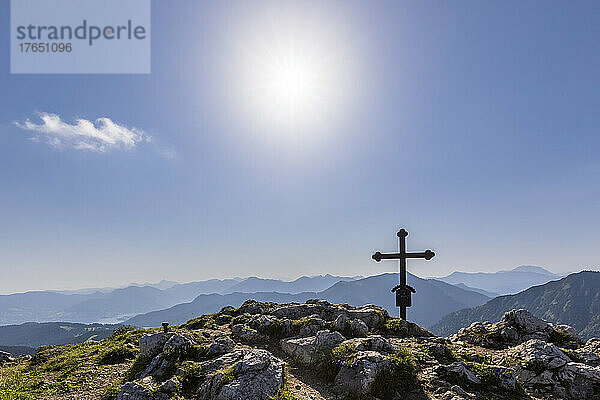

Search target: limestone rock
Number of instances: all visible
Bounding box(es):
[231,324,266,344]
[159,376,181,394]
[140,353,173,380]
[139,333,173,359]
[0,351,13,365]
[385,317,434,338]
[206,336,235,357]
[452,309,578,349]
[237,300,270,315]
[247,314,279,331]
[332,314,348,332]
[280,330,345,364]
[216,349,284,400]
[344,335,396,353]
[435,362,481,385]
[163,333,195,357]
[555,324,580,342]
[115,382,154,400]
[501,309,551,334]
[334,351,390,394]
[510,339,570,370]
[558,362,600,399]
[351,318,369,338]
[488,365,516,390]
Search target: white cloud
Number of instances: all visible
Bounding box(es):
[15,112,148,152]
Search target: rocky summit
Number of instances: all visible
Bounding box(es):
[1,300,600,400]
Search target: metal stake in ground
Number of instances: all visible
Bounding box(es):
[372,228,435,320]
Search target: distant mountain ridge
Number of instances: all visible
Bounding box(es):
[0,275,361,326]
[222,274,362,294]
[431,270,600,339]
[436,265,564,295]
[453,283,499,298]
[125,273,491,329]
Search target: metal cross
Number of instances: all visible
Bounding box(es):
[372,228,435,320]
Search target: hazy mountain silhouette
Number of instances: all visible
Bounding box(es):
[222,274,363,294]
[125,273,490,328]
[452,283,499,298]
[436,265,563,295]
[0,275,360,325]
[0,274,492,348]
[431,271,600,339]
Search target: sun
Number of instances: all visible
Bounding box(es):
[228,5,356,139]
[270,63,312,108]
[254,46,323,124]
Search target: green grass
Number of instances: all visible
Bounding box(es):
[270,387,301,400]
[102,380,123,400]
[560,347,584,363]
[0,368,40,400]
[0,327,150,399]
[98,345,138,365]
[256,318,287,339]
[383,318,412,337]
[230,314,251,326]
[371,347,417,399]
[124,354,153,382]
[313,342,358,382]
[185,314,217,330]
[549,329,574,346]
[469,362,502,386]
[291,317,322,330]
[177,361,204,396]
[332,342,358,363]
[220,366,236,384]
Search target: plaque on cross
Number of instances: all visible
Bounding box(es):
[372,228,435,320]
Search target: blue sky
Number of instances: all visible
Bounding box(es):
[1,1,599,293]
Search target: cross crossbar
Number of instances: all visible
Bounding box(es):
[372,250,435,261]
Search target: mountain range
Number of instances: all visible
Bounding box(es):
[124,273,491,329]
[5,267,581,351]
[435,265,564,295]
[431,270,600,339]
[0,272,490,350]
[0,274,360,326]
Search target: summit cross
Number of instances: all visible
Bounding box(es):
[372,228,435,320]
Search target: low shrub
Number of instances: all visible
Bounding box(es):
[257,318,286,339]
[371,347,416,399]
[314,342,358,382]
[178,361,204,395]
[469,362,501,386]
[98,346,138,365]
[383,318,410,337]
[124,355,153,382]
[185,315,216,330]
[549,329,573,346]
[230,314,251,326]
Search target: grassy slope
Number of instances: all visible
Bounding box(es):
[0,305,533,400]
[0,327,152,400]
